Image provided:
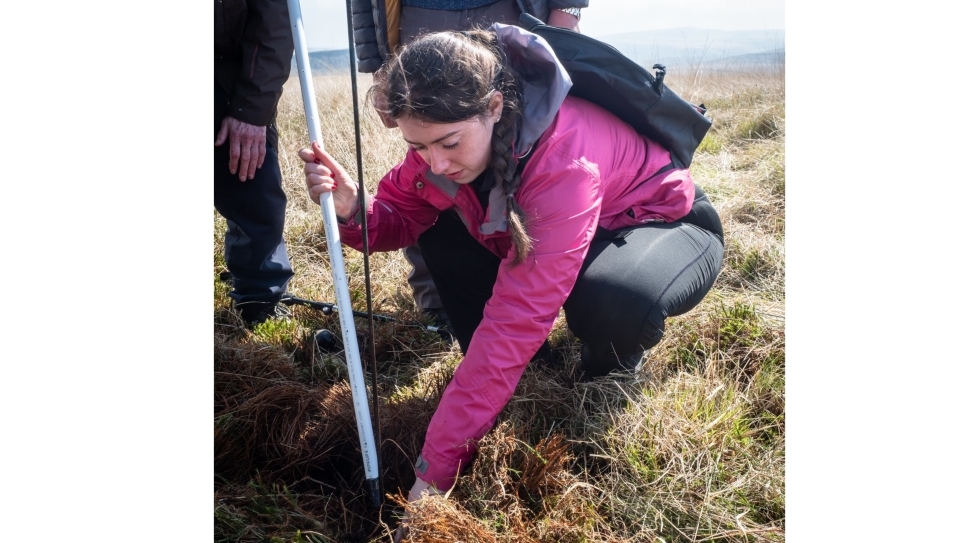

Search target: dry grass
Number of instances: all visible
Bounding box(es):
[214,62,784,542]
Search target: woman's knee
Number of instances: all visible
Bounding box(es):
[564,221,723,354]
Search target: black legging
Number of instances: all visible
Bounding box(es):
[417,186,724,376]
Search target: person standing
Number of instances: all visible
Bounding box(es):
[351,0,588,327]
[214,0,296,325]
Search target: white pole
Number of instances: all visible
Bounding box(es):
[287,0,380,505]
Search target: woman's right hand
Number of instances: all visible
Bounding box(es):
[298,141,360,222]
[392,477,441,542]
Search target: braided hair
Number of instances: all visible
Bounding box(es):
[373,30,533,265]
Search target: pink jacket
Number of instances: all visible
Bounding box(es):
[338,95,695,491]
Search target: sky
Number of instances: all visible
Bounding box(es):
[300,0,785,50]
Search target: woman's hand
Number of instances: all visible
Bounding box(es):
[392,477,441,543]
[298,141,360,221]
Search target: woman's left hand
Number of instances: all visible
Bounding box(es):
[298,142,360,219]
[393,477,441,542]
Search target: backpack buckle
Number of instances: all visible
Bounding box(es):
[652,64,666,95]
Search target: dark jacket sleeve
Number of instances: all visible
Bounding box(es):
[352,0,386,73]
[227,0,295,126]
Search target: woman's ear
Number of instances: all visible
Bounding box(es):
[489,92,504,121]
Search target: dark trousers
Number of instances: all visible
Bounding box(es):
[214,81,293,308]
[417,187,724,375]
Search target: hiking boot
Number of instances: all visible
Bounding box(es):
[577,344,650,381]
[529,340,563,369]
[236,300,292,326]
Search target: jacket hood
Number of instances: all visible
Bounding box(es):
[476,22,572,235]
[492,22,572,154]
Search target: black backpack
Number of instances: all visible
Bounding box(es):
[519,13,711,168]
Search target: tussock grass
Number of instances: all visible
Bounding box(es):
[398,427,615,543]
[588,372,785,541]
[214,62,785,541]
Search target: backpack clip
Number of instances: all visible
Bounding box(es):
[652,64,666,95]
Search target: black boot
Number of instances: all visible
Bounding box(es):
[235,300,292,326]
[577,344,650,381]
[529,340,558,367]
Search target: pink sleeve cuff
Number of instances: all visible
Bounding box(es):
[413,447,464,492]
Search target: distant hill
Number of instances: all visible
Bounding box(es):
[592,28,784,69]
[708,49,785,70]
[290,49,352,76]
[288,28,785,76]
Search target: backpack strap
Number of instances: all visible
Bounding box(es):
[516,11,712,168]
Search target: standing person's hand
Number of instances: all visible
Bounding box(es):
[215,116,267,181]
[547,8,580,32]
[392,477,441,543]
[298,142,360,221]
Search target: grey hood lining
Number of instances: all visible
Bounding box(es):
[493,23,572,152]
[480,23,572,234]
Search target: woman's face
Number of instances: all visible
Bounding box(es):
[396,93,503,185]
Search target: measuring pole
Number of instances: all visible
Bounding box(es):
[287,0,381,507]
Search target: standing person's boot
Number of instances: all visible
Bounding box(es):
[235,300,292,326]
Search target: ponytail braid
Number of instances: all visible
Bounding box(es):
[462,30,532,265]
[489,88,531,265]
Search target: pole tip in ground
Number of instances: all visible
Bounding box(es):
[365,478,382,508]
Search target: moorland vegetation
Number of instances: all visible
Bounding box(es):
[214,61,785,542]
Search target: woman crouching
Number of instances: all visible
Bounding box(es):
[298,26,724,532]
